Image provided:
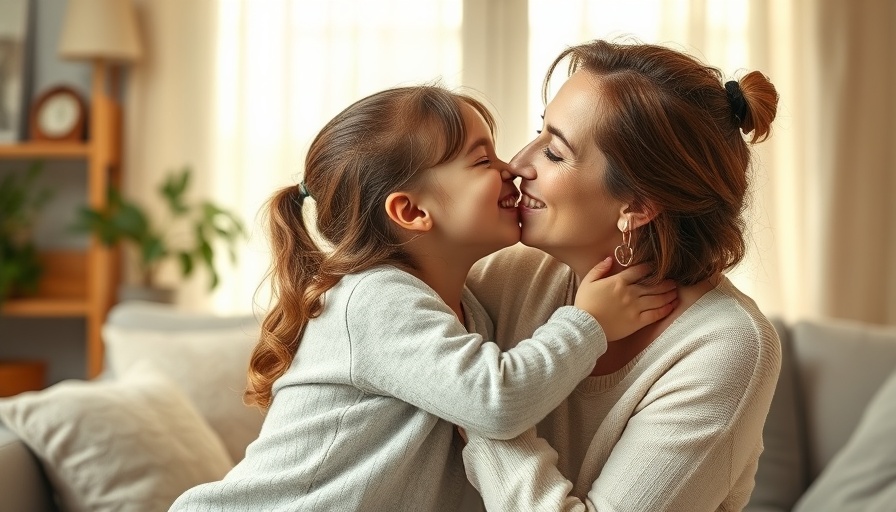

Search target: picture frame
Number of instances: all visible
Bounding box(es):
[0,0,32,144]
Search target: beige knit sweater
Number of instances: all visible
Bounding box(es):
[463,244,782,512]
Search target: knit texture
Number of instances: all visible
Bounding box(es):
[170,265,605,512]
[463,244,782,512]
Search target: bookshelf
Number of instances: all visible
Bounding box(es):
[0,63,121,379]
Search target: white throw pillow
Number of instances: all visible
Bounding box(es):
[794,366,896,512]
[0,362,233,512]
[103,323,265,462]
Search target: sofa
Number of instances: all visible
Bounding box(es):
[1,302,895,511]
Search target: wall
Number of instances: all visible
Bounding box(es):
[0,0,93,384]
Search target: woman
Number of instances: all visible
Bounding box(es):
[463,40,782,511]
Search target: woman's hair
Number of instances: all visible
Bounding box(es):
[544,40,779,285]
[245,85,495,410]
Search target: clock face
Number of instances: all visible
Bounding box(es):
[38,93,80,137]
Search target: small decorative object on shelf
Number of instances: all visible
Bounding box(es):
[71,166,246,302]
[0,163,53,303]
[29,85,88,142]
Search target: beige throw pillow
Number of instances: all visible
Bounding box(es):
[102,323,265,463]
[0,362,233,512]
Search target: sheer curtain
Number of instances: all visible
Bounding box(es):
[126,0,896,325]
[126,0,466,313]
[206,0,465,314]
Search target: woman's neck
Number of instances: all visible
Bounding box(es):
[570,261,721,376]
[562,250,621,282]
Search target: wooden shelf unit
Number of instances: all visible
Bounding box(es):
[0,63,122,379]
[0,142,91,159]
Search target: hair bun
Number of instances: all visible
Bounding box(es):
[734,71,779,143]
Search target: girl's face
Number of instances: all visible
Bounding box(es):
[418,103,520,261]
[511,71,627,272]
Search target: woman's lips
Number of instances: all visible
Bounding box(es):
[518,192,545,209]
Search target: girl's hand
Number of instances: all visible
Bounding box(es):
[573,257,678,341]
[457,426,468,443]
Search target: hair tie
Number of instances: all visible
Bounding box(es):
[294,181,311,206]
[724,80,748,125]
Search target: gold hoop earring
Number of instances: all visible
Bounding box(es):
[614,218,634,267]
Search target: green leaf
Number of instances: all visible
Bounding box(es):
[141,236,166,266]
[161,168,191,215]
[178,251,194,276]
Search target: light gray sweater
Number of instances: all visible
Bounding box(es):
[462,245,782,511]
[170,265,604,512]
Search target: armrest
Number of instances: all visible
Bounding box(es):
[0,423,57,512]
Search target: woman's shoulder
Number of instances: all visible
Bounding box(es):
[471,244,567,278]
[674,277,782,371]
[467,245,578,346]
[468,244,574,300]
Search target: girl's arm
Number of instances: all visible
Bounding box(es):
[462,329,781,511]
[346,269,604,440]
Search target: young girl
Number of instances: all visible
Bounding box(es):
[170,85,676,511]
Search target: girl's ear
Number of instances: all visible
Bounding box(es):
[617,202,658,231]
[385,191,432,232]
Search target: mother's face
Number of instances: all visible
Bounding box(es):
[511,71,627,268]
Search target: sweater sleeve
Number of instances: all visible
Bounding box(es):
[345,269,606,440]
[463,324,782,511]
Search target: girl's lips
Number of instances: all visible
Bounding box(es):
[498,191,520,209]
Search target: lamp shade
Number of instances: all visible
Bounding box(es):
[58,0,143,62]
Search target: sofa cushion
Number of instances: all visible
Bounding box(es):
[103,321,265,463]
[0,362,233,512]
[790,319,896,478]
[793,365,896,512]
[745,318,808,512]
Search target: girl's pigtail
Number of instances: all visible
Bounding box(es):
[245,185,322,410]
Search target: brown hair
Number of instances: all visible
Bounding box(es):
[545,40,779,285]
[245,85,495,410]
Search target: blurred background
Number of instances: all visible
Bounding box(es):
[1,0,894,382]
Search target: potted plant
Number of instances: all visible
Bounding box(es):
[0,164,53,303]
[71,166,246,303]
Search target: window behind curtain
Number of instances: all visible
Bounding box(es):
[210,0,463,313]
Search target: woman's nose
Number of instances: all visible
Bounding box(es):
[509,147,537,180]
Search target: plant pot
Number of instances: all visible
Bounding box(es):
[117,284,175,304]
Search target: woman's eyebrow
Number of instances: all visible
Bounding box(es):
[545,125,576,154]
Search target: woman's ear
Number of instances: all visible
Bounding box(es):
[385,192,432,233]
[618,202,658,231]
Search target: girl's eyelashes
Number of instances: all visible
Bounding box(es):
[542,147,562,162]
